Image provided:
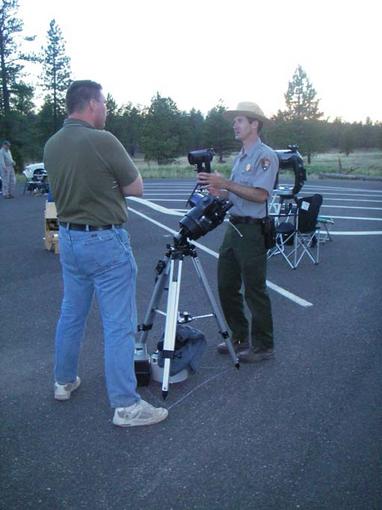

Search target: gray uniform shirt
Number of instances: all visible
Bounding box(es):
[228,138,279,218]
[0,149,5,171]
[0,147,15,169]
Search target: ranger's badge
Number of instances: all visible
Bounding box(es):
[261,158,271,171]
[245,163,251,172]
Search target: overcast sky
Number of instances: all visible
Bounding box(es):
[18,0,381,122]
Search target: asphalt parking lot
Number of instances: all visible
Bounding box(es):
[1,178,381,510]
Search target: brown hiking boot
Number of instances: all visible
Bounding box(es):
[238,347,274,363]
[217,339,249,355]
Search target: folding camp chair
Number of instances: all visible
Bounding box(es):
[268,202,298,269]
[268,186,299,216]
[268,194,323,269]
[317,215,334,243]
[291,194,323,268]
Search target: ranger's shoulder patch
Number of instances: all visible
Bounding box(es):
[260,157,271,171]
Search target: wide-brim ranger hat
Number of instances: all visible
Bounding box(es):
[223,101,268,124]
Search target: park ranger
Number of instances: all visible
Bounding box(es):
[198,101,279,362]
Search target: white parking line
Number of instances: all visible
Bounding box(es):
[303,192,382,198]
[144,192,194,196]
[128,206,314,308]
[145,183,382,194]
[303,184,382,193]
[147,199,382,211]
[129,197,184,216]
[330,231,382,235]
[129,197,382,237]
[326,215,382,221]
[323,198,382,203]
[321,205,382,210]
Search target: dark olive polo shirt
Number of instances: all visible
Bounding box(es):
[43,119,139,226]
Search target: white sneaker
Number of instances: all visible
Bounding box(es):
[54,377,81,400]
[113,399,168,427]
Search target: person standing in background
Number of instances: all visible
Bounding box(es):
[0,140,16,199]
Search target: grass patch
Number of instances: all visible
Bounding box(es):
[136,150,382,179]
[16,150,381,181]
[305,150,382,177]
[136,157,233,179]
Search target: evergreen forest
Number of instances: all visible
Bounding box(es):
[1,0,381,171]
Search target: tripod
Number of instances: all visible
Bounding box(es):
[134,234,240,399]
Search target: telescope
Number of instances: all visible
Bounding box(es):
[187,148,215,173]
[134,149,237,395]
[177,193,232,244]
[186,148,218,207]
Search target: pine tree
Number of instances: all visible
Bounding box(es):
[141,93,182,164]
[276,66,323,163]
[0,0,36,121]
[41,19,71,133]
[283,65,322,121]
[118,103,144,157]
[179,108,205,154]
[204,103,236,162]
[0,0,39,169]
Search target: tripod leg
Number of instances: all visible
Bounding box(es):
[161,259,183,398]
[137,258,170,346]
[134,258,170,385]
[191,257,239,368]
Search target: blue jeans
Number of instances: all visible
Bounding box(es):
[55,225,140,408]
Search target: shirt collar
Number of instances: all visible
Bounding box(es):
[63,118,95,129]
[240,137,262,158]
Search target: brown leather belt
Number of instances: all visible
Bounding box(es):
[229,216,263,225]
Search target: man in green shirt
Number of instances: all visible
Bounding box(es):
[44,80,167,427]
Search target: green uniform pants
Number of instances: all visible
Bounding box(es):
[217,223,273,350]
